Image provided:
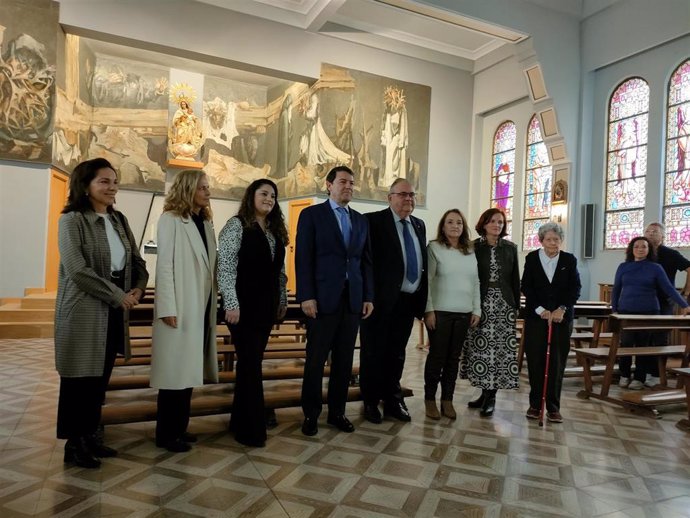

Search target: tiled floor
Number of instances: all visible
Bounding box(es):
[1,337,689,517]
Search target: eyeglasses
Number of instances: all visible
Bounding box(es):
[391,191,416,199]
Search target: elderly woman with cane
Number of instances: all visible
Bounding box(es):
[521,222,581,424]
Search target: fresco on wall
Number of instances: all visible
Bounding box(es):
[52,35,94,172]
[270,63,431,204]
[52,36,168,189]
[0,1,58,163]
[201,74,284,199]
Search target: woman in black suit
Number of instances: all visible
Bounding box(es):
[217,179,288,447]
[521,222,581,423]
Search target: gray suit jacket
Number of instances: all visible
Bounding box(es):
[54,210,148,377]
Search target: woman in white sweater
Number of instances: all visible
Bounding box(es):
[423,209,481,420]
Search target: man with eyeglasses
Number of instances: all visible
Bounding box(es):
[359,178,427,423]
[642,222,690,388]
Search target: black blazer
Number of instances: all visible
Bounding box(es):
[365,208,428,319]
[296,200,373,314]
[521,250,582,321]
[474,238,521,309]
[235,221,285,328]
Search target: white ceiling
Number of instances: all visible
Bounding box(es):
[195,0,530,70]
[193,0,623,70]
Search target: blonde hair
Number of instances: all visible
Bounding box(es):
[163,170,212,220]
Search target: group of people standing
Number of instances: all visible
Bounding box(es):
[54,159,690,469]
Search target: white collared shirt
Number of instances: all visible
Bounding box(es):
[535,248,560,315]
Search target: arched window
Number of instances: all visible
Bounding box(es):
[491,121,516,238]
[604,78,649,249]
[663,59,690,246]
[523,115,552,250]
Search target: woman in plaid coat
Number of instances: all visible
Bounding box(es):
[55,158,148,469]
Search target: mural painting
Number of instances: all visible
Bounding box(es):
[0,0,58,162]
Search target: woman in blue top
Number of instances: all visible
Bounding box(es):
[611,236,690,389]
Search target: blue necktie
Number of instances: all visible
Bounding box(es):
[336,207,351,246]
[401,219,418,283]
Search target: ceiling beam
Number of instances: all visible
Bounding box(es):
[306,0,347,31]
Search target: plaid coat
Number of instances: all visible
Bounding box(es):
[54,210,149,377]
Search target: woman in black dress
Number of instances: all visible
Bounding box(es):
[218,179,288,447]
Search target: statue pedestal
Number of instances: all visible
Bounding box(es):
[168,158,204,169]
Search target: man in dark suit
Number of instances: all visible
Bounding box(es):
[296,165,374,436]
[359,178,427,423]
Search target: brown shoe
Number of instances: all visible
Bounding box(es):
[547,411,563,423]
[425,400,440,420]
[525,407,540,420]
[440,400,456,420]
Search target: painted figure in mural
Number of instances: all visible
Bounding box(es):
[276,94,294,178]
[169,100,203,160]
[379,86,409,188]
[203,96,239,149]
[0,29,55,160]
[299,91,350,166]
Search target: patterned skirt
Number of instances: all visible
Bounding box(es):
[460,287,519,390]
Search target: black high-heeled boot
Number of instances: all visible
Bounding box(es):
[467,390,486,409]
[64,437,101,468]
[479,389,497,417]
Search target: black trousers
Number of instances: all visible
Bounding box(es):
[359,292,416,406]
[301,289,360,419]
[228,322,272,444]
[423,311,471,401]
[619,310,657,381]
[524,318,572,413]
[56,298,123,440]
[155,296,210,444]
[156,388,193,443]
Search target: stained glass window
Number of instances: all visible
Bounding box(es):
[491,121,516,239]
[663,59,690,247]
[604,78,649,249]
[523,115,551,251]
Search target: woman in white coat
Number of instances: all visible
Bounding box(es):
[151,170,219,452]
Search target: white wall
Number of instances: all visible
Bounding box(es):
[0,162,51,297]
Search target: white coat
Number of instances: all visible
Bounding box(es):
[150,211,219,389]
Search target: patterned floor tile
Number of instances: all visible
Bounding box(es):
[2,337,690,517]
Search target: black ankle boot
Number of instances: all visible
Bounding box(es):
[64,437,101,468]
[86,434,118,458]
[479,390,497,417]
[467,390,486,409]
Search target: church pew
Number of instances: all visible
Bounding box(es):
[100,386,413,425]
[108,365,361,390]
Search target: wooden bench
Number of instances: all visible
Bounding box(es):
[575,314,690,418]
[575,345,686,388]
[619,389,687,418]
[101,386,413,425]
[669,367,690,431]
[108,365,361,390]
[570,332,612,348]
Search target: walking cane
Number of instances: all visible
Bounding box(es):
[538,323,553,427]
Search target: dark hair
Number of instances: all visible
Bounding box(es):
[474,207,508,238]
[436,209,472,255]
[326,165,354,184]
[237,179,289,245]
[625,236,656,262]
[325,165,354,195]
[62,158,117,214]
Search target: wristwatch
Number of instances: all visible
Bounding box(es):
[558,305,567,312]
